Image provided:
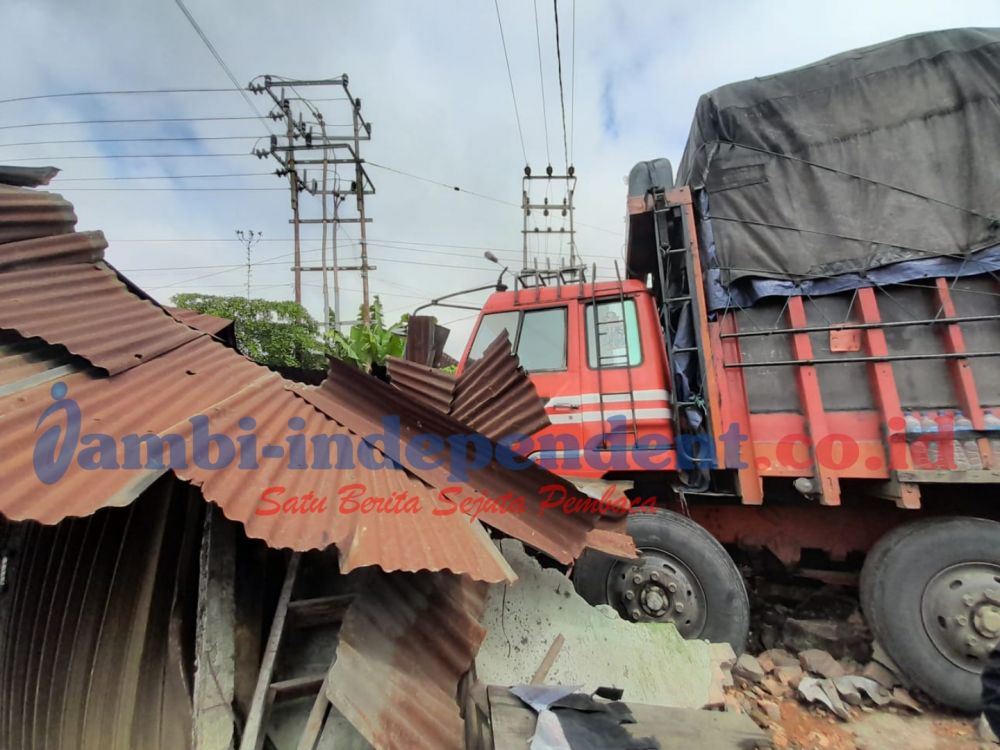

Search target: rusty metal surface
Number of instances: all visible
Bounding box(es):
[0,476,194,750]
[326,570,488,750]
[164,306,235,337]
[403,315,449,366]
[388,332,550,443]
[0,334,514,582]
[386,356,456,413]
[0,185,76,243]
[0,165,59,188]
[294,357,628,565]
[450,331,549,440]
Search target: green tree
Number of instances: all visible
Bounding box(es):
[171,293,326,369]
[327,296,408,370]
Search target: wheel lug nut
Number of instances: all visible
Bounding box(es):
[956,615,969,626]
[963,594,976,607]
[674,602,685,613]
[667,583,677,593]
[968,636,979,647]
[650,572,660,583]
[632,574,643,585]
[624,591,635,601]
[631,609,641,621]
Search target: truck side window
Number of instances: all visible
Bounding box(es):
[517,308,567,371]
[586,299,642,368]
[468,311,519,360]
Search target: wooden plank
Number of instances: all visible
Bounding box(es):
[787,296,841,505]
[238,551,301,750]
[487,685,768,750]
[530,634,564,685]
[897,468,1000,483]
[286,594,354,629]
[294,668,331,750]
[192,505,237,750]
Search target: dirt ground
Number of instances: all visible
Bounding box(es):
[751,695,992,750]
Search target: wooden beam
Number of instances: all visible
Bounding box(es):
[192,506,237,750]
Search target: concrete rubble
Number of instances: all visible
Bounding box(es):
[475,540,715,709]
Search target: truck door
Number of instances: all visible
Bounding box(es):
[577,294,673,472]
[464,304,585,473]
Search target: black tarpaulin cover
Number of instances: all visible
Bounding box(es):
[675,28,1000,286]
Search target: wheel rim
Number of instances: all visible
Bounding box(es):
[921,561,1000,673]
[603,546,708,637]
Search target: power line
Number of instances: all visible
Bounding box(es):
[0,115,264,131]
[570,14,579,169]
[552,0,570,170]
[59,186,285,192]
[56,171,273,182]
[532,0,552,166]
[0,134,263,148]
[492,0,529,165]
[5,153,251,161]
[0,88,241,106]
[366,161,518,206]
[171,0,275,134]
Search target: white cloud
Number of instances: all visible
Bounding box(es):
[1,0,995,351]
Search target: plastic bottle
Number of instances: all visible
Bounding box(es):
[920,411,940,466]
[946,410,970,470]
[985,410,1000,463]
[954,411,981,470]
[906,411,929,468]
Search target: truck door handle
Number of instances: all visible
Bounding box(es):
[551,401,580,410]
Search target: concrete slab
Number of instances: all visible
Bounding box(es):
[475,541,713,709]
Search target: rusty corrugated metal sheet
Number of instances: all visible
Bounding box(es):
[0,185,76,243]
[0,165,59,188]
[0,476,194,750]
[450,331,550,440]
[386,357,456,413]
[326,571,488,750]
[0,334,514,582]
[402,315,450,367]
[164,306,235,337]
[0,242,201,375]
[388,332,549,441]
[294,358,629,565]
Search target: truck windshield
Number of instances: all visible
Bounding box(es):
[468,308,567,372]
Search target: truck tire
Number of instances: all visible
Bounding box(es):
[860,516,1000,712]
[572,508,750,651]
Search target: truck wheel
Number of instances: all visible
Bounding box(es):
[860,516,1000,712]
[572,508,750,651]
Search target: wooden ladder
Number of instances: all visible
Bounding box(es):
[239,553,354,750]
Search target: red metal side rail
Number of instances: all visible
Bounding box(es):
[714,312,763,504]
[787,296,841,506]
[934,278,993,469]
[856,288,922,508]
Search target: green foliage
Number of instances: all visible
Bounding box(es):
[171,293,326,369]
[327,297,408,370]
[171,293,409,372]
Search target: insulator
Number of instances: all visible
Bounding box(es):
[546,165,553,176]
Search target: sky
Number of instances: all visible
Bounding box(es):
[1,0,997,355]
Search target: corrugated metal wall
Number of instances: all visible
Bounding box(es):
[0,475,199,750]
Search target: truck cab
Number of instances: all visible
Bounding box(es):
[458,279,675,479]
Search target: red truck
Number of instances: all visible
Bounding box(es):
[455,29,1000,711]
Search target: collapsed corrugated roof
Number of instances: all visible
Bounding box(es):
[387,330,550,442]
[0,178,632,578]
[295,357,626,566]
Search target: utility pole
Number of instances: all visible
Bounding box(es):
[522,165,577,270]
[250,75,375,323]
[235,229,262,302]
